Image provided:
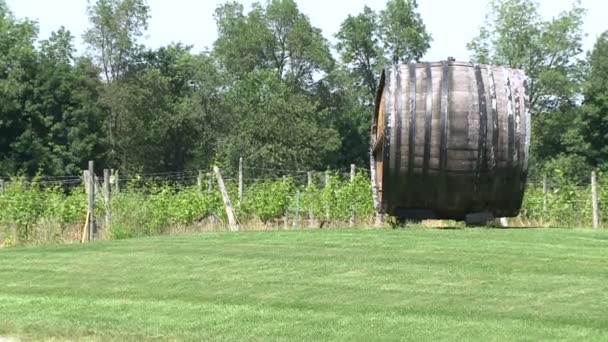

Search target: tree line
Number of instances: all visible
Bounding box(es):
[0,0,606,180]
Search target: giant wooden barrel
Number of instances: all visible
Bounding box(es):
[371,60,530,220]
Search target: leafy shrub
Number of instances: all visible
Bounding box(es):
[244,179,294,223]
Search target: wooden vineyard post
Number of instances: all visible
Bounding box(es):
[308,171,314,227]
[207,173,213,192]
[238,157,243,208]
[115,170,120,194]
[206,172,217,227]
[197,171,203,194]
[103,169,111,229]
[542,176,548,214]
[87,161,96,241]
[350,164,356,227]
[592,171,599,229]
[325,171,330,222]
[214,166,239,232]
[370,147,383,227]
[294,190,301,229]
[283,176,289,229]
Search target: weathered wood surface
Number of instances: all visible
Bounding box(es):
[372,60,530,220]
[213,166,239,232]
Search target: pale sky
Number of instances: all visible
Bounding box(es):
[5,0,607,61]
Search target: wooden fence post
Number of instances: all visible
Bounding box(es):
[370,146,383,226]
[350,164,356,227]
[542,175,548,214]
[197,170,203,194]
[103,169,111,229]
[238,157,243,208]
[308,171,314,227]
[325,171,330,222]
[282,176,289,229]
[294,190,301,229]
[214,166,239,232]
[592,171,599,229]
[207,173,213,192]
[115,170,120,194]
[88,161,96,241]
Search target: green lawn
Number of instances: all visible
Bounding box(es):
[1,228,608,341]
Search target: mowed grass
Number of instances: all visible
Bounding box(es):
[1,228,608,341]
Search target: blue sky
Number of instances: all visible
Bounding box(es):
[5,0,607,61]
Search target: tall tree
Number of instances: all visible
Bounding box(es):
[104,45,224,172]
[0,2,106,176]
[214,0,333,87]
[84,0,150,166]
[335,6,384,99]
[216,69,341,174]
[379,0,431,65]
[467,0,588,176]
[334,0,431,171]
[212,0,340,173]
[467,0,586,114]
[336,0,431,102]
[83,0,150,83]
[0,2,40,175]
[579,32,608,169]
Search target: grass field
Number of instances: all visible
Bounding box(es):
[1,228,608,341]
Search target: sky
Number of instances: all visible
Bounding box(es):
[5,0,607,61]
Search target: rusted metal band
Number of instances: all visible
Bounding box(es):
[408,63,417,176]
[394,66,403,175]
[514,86,521,165]
[475,65,488,174]
[423,63,432,177]
[383,67,393,175]
[439,61,449,174]
[522,71,531,174]
[487,66,498,171]
[504,68,515,167]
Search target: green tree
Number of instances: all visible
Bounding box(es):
[216,69,341,175]
[214,0,333,87]
[336,0,431,102]
[579,32,608,170]
[335,6,384,99]
[467,0,586,114]
[33,28,107,175]
[333,0,431,169]
[0,2,39,175]
[84,0,150,166]
[467,0,588,176]
[0,2,106,176]
[106,45,224,172]
[83,0,150,83]
[379,0,432,65]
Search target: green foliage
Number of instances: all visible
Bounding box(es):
[335,6,384,99]
[335,0,431,100]
[216,69,342,174]
[468,0,586,114]
[379,0,432,64]
[0,177,86,243]
[579,32,608,170]
[520,169,593,227]
[84,0,150,82]
[468,0,590,177]
[213,0,333,85]
[244,179,294,223]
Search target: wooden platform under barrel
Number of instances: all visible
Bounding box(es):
[371,60,530,220]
